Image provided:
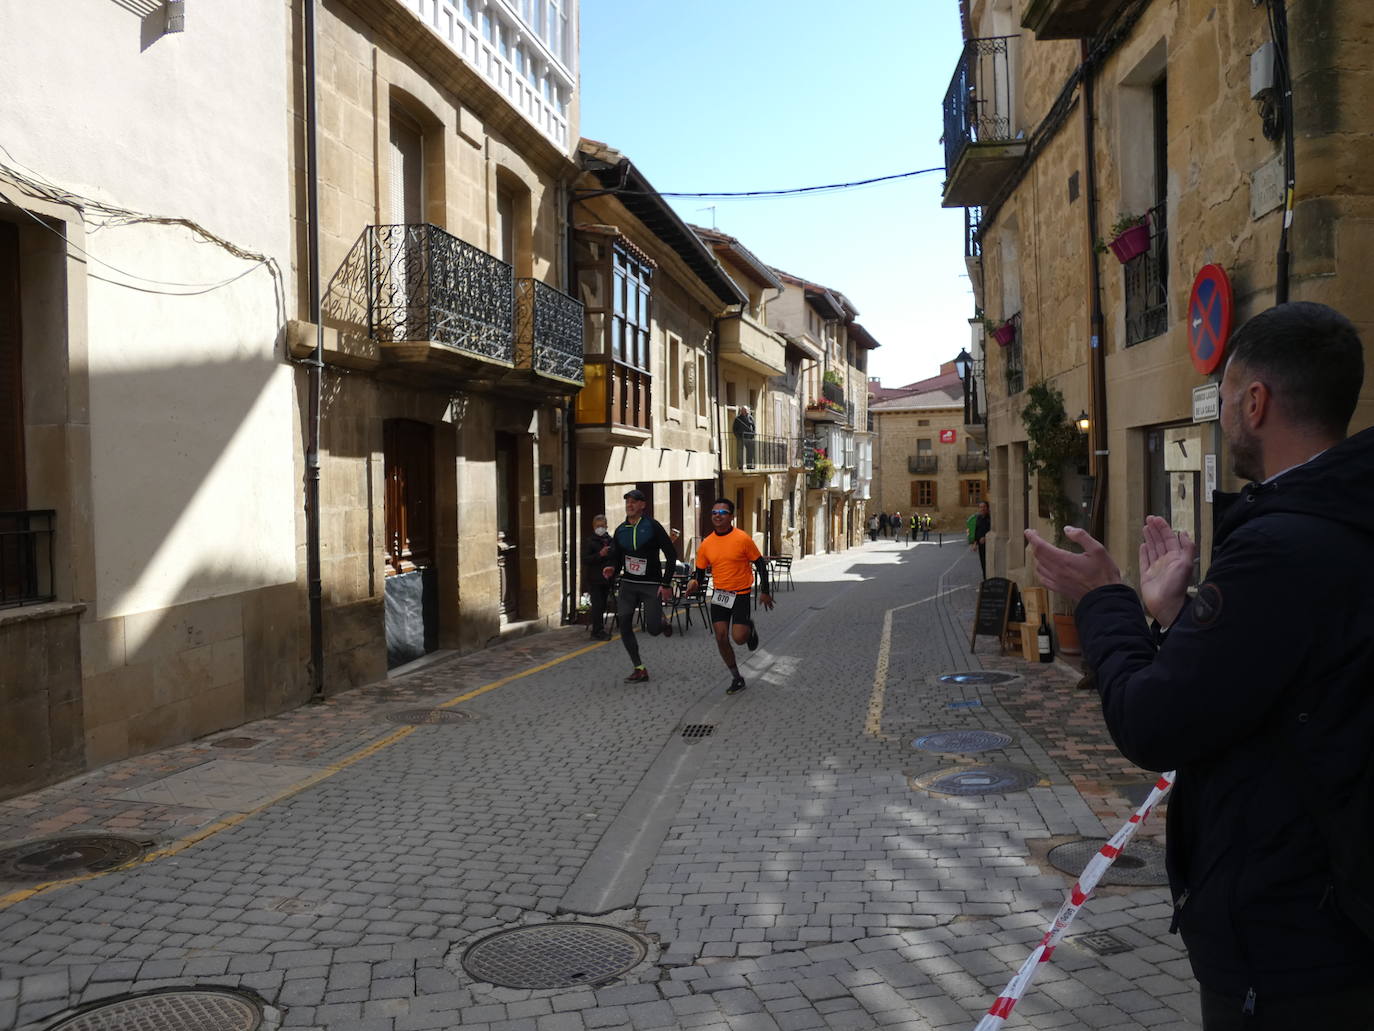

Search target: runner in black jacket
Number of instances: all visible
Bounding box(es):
[602,489,677,683]
[1027,303,1374,1027]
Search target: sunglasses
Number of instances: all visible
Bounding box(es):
[710,509,731,515]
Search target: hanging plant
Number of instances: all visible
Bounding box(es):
[1020,381,1088,545]
[1097,212,1150,264]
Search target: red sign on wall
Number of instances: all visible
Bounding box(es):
[939,429,957,444]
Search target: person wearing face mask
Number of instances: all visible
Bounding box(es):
[580,514,613,639]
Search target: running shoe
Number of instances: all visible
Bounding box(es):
[625,668,650,683]
[747,625,759,651]
[661,622,673,638]
[727,674,747,695]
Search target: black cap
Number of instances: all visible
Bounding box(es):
[623,489,647,501]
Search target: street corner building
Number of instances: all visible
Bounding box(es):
[945,0,1374,589]
[0,0,586,799]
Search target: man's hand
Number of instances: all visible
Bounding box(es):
[685,578,700,595]
[758,592,775,611]
[602,565,615,580]
[657,585,673,604]
[1024,526,1123,603]
[1139,515,1196,628]
[598,545,610,558]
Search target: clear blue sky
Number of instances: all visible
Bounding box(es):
[578,1,974,388]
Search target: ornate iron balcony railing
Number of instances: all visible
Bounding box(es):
[516,277,584,384]
[943,36,1019,173]
[957,453,989,472]
[908,455,939,474]
[728,432,789,472]
[362,223,515,363]
[821,380,845,405]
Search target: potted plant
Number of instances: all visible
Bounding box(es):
[822,369,844,387]
[1020,381,1087,546]
[991,318,1018,346]
[1101,212,1150,264]
[1053,613,1081,655]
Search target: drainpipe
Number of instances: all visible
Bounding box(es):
[1272,0,1294,303]
[303,0,326,701]
[1082,39,1108,542]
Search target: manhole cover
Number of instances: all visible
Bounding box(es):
[937,671,1019,685]
[211,737,262,749]
[912,730,1013,753]
[1046,838,1169,885]
[0,835,149,881]
[44,989,261,1031]
[911,764,1042,796]
[462,923,647,989]
[1070,931,1134,956]
[385,708,472,725]
[681,724,715,740]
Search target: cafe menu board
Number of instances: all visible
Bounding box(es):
[970,577,1014,653]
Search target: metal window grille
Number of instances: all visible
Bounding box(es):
[0,510,55,608]
[1125,203,1168,347]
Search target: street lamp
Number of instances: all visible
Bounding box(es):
[953,348,973,381]
[1076,410,1091,435]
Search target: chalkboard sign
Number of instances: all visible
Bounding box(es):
[970,577,1014,654]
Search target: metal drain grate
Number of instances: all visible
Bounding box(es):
[937,671,1019,685]
[680,724,716,740]
[910,764,1042,797]
[1071,931,1134,956]
[0,835,150,882]
[211,737,262,749]
[44,989,262,1031]
[1047,838,1169,886]
[461,923,647,989]
[385,708,473,725]
[912,729,1013,753]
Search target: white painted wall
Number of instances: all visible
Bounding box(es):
[0,0,296,618]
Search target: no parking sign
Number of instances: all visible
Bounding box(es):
[1188,264,1233,375]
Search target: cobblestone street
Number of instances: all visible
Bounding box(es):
[0,543,1199,1031]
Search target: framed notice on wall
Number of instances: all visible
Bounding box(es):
[940,429,957,444]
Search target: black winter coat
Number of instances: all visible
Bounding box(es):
[1076,426,1374,1000]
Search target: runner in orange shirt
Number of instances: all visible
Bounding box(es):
[685,498,775,694]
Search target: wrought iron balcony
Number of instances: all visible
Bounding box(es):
[328,223,515,371]
[1125,202,1169,347]
[516,278,584,386]
[821,380,845,405]
[908,455,939,474]
[942,36,1027,207]
[1,510,55,608]
[725,432,789,473]
[957,453,989,472]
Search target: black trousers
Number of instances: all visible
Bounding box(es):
[976,540,987,577]
[1201,985,1373,1029]
[586,583,609,634]
[616,580,665,666]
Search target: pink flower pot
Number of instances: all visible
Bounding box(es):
[1108,223,1151,264]
[992,321,1017,346]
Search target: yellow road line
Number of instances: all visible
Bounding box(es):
[866,569,971,742]
[0,637,611,910]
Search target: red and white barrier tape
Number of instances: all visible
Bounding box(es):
[972,771,1176,1030]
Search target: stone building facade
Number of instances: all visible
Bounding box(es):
[948,0,1374,593]
[570,141,745,579]
[0,0,298,796]
[870,369,989,533]
[288,0,586,686]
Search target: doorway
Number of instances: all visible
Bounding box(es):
[496,432,522,621]
[383,419,437,668]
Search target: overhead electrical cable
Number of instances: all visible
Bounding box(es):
[660,166,945,199]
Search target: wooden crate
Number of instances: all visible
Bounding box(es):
[1021,587,1049,626]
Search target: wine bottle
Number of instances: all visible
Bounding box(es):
[1038,613,1053,663]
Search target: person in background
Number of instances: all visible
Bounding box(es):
[580,514,613,639]
[732,405,756,469]
[969,501,990,577]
